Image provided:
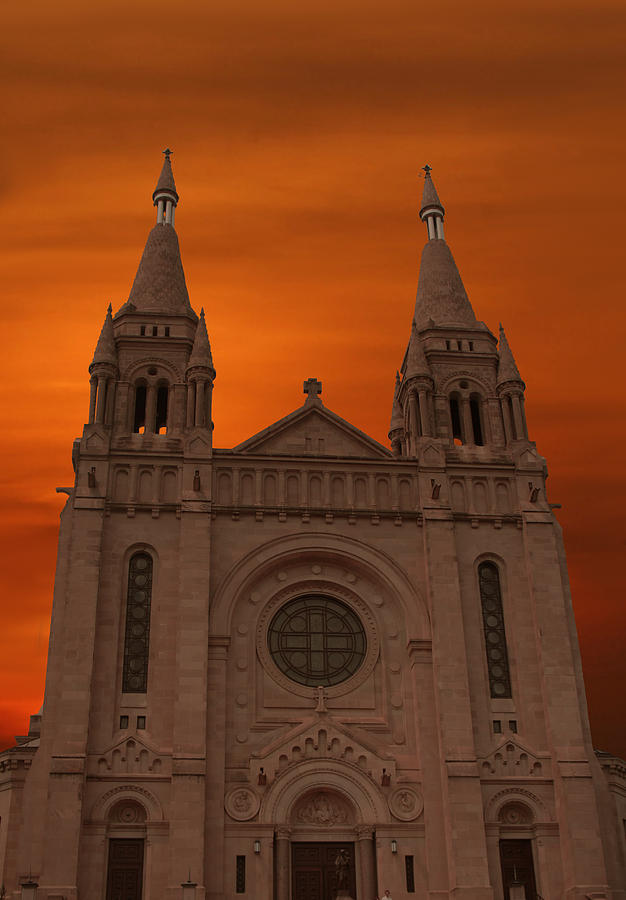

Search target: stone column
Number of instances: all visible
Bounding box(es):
[88,377,97,424]
[105,380,116,426]
[114,382,130,433]
[95,376,107,424]
[461,396,474,445]
[419,389,430,436]
[186,381,196,428]
[408,391,419,450]
[500,396,514,443]
[195,379,205,427]
[275,827,291,900]
[356,826,376,900]
[145,384,156,433]
[511,393,525,441]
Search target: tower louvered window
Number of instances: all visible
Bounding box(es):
[478,562,512,698]
[122,552,153,693]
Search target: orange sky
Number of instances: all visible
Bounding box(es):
[2,0,625,756]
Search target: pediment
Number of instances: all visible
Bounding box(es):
[234,402,392,459]
[479,737,550,778]
[90,734,167,776]
[249,714,396,784]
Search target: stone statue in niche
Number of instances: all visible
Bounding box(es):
[295,791,350,825]
[334,848,350,887]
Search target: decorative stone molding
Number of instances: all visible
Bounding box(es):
[388,787,423,821]
[292,790,354,825]
[485,787,550,824]
[225,786,261,821]
[261,759,390,825]
[250,720,396,788]
[92,736,165,776]
[479,739,549,778]
[122,356,183,382]
[89,784,164,823]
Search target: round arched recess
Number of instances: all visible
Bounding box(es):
[89,784,164,824]
[260,759,390,826]
[210,531,429,639]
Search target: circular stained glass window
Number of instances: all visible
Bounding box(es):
[268,595,367,687]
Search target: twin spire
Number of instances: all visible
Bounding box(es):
[413,167,477,330]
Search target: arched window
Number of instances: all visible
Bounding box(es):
[470,393,484,445]
[449,392,463,444]
[122,552,153,693]
[478,562,512,698]
[155,383,169,434]
[133,383,147,434]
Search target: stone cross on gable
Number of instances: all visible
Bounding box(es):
[315,685,328,712]
[303,378,322,401]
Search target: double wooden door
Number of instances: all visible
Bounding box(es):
[500,839,537,899]
[106,839,144,900]
[292,842,356,900]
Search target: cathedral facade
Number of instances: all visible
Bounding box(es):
[1,157,625,900]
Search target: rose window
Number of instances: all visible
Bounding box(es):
[267,596,366,687]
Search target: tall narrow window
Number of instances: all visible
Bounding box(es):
[155,384,169,434]
[236,856,246,893]
[470,394,484,445]
[122,553,153,693]
[450,394,463,444]
[479,563,512,698]
[405,855,416,893]
[133,384,147,434]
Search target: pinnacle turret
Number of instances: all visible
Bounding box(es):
[89,304,117,370]
[497,324,524,386]
[389,372,404,432]
[187,309,215,374]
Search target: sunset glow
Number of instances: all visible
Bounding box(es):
[2,0,625,757]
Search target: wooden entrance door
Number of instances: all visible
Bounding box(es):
[106,838,144,900]
[499,839,537,899]
[292,842,356,900]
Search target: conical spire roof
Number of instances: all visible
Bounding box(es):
[121,224,195,316]
[187,308,215,372]
[405,324,431,379]
[152,151,178,201]
[389,372,404,432]
[90,304,117,369]
[420,166,444,215]
[413,240,477,329]
[497,324,523,385]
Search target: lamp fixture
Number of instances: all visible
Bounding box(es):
[254,840,261,854]
[390,839,398,854]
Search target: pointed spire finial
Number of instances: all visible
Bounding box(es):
[497,323,524,386]
[90,304,117,370]
[419,165,445,240]
[153,149,179,227]
[187,307,215,374]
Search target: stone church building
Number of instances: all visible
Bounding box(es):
[1,156,625,900]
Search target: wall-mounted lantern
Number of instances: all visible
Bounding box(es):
[254,840,261,855]
[390,839,398,855]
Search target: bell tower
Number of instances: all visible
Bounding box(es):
[390,166,528,458]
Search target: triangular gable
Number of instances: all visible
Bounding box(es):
[233,401,392,459]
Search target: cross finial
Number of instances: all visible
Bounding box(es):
[422,163,432,176]
[315,685,328,712]
[163,147,173,160]
[303,377,322,401]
